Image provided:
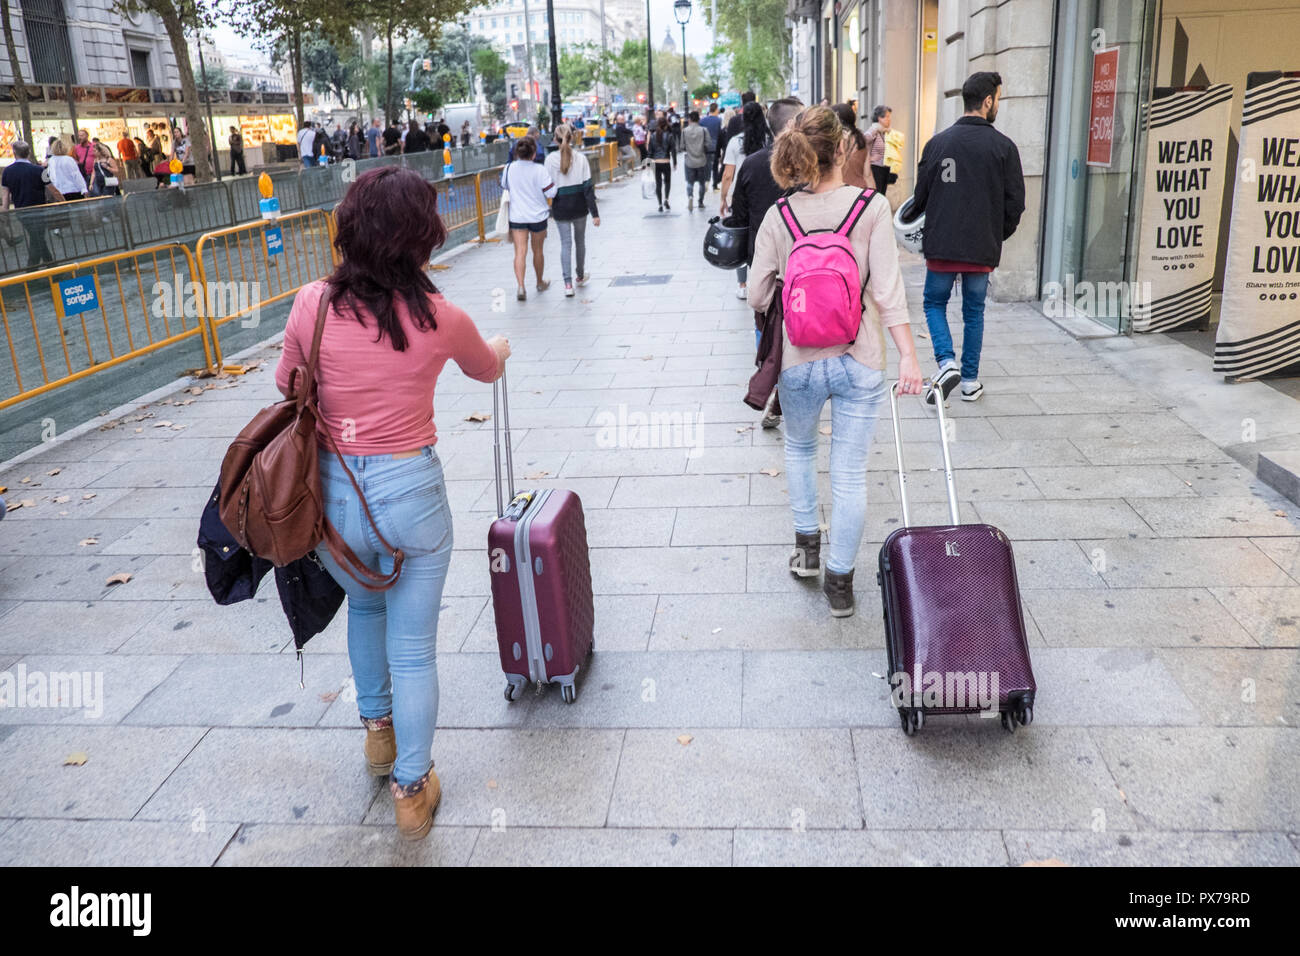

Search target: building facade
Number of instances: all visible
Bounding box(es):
[790,0,1300,373]
[469,0,641,60]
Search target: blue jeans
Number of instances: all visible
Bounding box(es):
[316,446,453,787]
[301,156,316,168]
[778,355,888,574]
[922,269,989,382]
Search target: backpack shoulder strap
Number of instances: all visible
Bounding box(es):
[775,196,805,241]
[834,188,875,237]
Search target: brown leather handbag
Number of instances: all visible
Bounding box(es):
[218,287,404,591]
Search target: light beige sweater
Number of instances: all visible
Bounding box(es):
[749,185,910,372]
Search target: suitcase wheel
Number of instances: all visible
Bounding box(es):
[900,709,922,736]
[560,683,577,705]
[504,677,527,702]
[1000,711,1017,733]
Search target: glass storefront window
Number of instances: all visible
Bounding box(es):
[1042,0,1158,332]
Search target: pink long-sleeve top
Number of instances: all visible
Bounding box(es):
[275,280,500,455]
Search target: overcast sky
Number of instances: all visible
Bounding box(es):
[205,0,722,69]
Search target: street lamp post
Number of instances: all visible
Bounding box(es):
[674,0,691,112]
[546,0,561,128]
[644,0,654,112]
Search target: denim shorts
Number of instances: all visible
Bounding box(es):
[509,219,549,233]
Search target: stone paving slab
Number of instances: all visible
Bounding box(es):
[0,725,206,819]
[731,829,1011,866]
[0,820,240,866]
[1092,728,1299,831]
[467,826,734,866]
[1156,648,1300,726]
[216,823,477,866]
[1207,587,1300,647]
[0,599,171,655]
[1023,587,1256,648]
[1002,830,1300,866]
[0,653,183,725]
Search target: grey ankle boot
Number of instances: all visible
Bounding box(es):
[789,532,821,578]
[823,568,855,617]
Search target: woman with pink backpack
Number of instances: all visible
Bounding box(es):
[749,105,925,618]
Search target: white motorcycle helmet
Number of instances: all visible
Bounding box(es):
[893,196,924,255]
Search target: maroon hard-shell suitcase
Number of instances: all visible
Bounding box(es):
[487,369,594,703]
[877,383,1036,734]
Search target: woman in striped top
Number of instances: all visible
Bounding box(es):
[544,124,601,297]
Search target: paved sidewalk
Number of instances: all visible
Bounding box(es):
[1,176,1298,866]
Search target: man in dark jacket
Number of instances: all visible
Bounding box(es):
[728,96,803,429]
[913,71,1024,406]
[714,91,755,190]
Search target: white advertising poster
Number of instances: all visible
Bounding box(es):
[1132,84,1233,333]
[1214,72,1300,379]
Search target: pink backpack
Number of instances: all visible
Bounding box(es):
[778,189,875,348]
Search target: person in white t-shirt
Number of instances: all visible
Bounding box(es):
[501,136,556,301]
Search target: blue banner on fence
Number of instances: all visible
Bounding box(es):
[266,226,283,256]
[58,275,98,316]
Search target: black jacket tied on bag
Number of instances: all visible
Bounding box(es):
[197,483,345,658]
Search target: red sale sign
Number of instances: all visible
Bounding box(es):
[1087,47,1120,167]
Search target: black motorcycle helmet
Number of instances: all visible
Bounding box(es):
[703,216,748,270]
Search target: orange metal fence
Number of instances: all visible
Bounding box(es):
[0,243,214,411]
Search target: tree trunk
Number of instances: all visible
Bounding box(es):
[290,26,305,127]
[0,0,31,141]
[158,2,213,183]
[384,19,394,126]
[359,22,374,117]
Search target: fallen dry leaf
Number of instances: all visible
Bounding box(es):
[18,498,36,508]
[51,495,70,504]
[486,779,498,790]
[63,752,88,767]
[78,538,98,547]
[178,399,195,406]
[5,500,24,513]
[676,734,693,746]
[319,691,339,703]
[81,493,96,500]
[464,412,491,423]
[641,355,654,361]
[46,468,62,476]
[134,428,143,433]
[187,386,203,395]
[153,421,173,428]
[170,424,188,431]
[759,468,780,477]
[1275,510,1287,517]
[20,476,32,484]
[524,470,550,480]
[104,572,133,586]
[735,425,751,433]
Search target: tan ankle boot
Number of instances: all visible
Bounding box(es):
[361,715,395,776]
[391,766,442,841]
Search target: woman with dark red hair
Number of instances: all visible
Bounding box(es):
[275,166,510,840]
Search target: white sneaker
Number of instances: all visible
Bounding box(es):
[736,286,747,300]
[960,380,984,402]
[923,362,960,409]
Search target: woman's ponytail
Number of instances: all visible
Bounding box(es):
[769,105,845,190]
[556,123,574,175]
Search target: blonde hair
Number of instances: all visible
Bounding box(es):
[50,138,68,157]
[554,122,575,175]
[770,105,845,190]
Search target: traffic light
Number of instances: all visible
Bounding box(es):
[637,92,646,103]
[711,91,719,99]
[509,99,519,111]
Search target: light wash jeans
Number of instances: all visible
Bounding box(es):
[555,216,587,282]
[923,269,989,382]
[316,446,453,787]
[778,354,888,574]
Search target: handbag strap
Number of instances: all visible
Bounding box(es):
[304,287,405,592]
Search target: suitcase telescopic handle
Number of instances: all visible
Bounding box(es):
[492,365,516,518]
[889,380,959,528]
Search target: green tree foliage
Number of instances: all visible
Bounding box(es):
[702,0,789,98]
[195,62,227,91]
[472,46,508,118]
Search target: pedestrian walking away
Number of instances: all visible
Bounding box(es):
[912,71,1025,408]
[1,139,56,267]
[116,131,138,180]
[728,96,805,429]
[272,166,511,841]
[501,136,556,300]
[700,102,722,189]
[366,119,382,157]
[647,119,677,212]
[632,116,648,165]
[833,103,871,191]
[719,100,772,300]
[45,139,87,200]
[544,124,600,297]
[681,111,709,211]
[228,126,247,176]
[749,104,924,618]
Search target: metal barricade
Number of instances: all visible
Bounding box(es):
[193,208,337,367]
[122,182,236,248]
[0,243,215,410]
[0,197,130,279]
[299,163,347,210]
